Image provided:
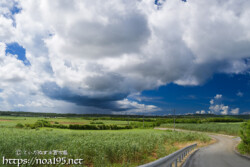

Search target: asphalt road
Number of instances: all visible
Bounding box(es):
[185,135,250,167]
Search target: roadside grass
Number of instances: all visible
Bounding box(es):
[237,142,249,155]
[159,123,242,136]
[238,120,250,155]
[0,128,210,167]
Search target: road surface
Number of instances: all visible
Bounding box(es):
[185,135,250,167]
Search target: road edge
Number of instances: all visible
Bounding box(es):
[233,142,250,160]
[181,135,218,167]
[181,149,199,167]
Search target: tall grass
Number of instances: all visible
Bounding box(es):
[238,120,250,154]
[160,123,241,135]
[0,128,210,166]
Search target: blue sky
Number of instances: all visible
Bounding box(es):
[5,42,30,66]
[0,0,249,115]
[137,73,250,115]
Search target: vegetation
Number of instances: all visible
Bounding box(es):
[160,123,241,136]
[15,123,24,128]
[68,124,132,130]
[0,113,248,166]
[23,120,133,130]
[206,118,243,122]
[238,120,250,154]
[90,121,104,124]
[0,128,210,166]
[0,110,249,121]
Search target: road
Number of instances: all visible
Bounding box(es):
[184,134,250,167]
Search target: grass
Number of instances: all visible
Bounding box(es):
[160,122,242,136]
[0,127,210,167]
[0,116,134,128]
[237,142,249,155]
[238,120,250,154]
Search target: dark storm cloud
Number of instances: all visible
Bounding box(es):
[41,82,131,111]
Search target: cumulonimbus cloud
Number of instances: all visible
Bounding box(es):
[0,0,249,113]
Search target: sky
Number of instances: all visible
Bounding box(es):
[0,0,249,115]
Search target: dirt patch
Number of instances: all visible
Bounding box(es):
[174,142,196,149]
[0,119,12,122]
[50,121,86,125]
[198,137,217,148]
[173,138,216,151]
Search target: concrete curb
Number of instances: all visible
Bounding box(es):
[181,149,199,167]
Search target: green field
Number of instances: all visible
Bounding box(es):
[0,116,133,128]
[1,114,249,166]
[160,122,242,136]
[0,116,212,167]
[0,128,210,167]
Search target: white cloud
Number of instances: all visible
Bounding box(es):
[208,94,239,115]
[209,104,229,115]
[214,94,222,99]
[200,110,206,114]
[210,99,214,105]
[236,91,243,97]
[0,0,250,113]
[0,15,16,42]
[195,110,205,114]
[115,99,160,114]
[241,112,250,115]
[230,108,240,115]
[220,106,229,115]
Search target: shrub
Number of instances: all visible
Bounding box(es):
[52,124,68,129]
[15,123,24,128]
[68,124,132,130]
[207,118,243,123]
[24,120,132,130]
[34,120,51,127]
[90,121,104,124]
[25,124,36,129]
[239,120,250,154]
[25,120,52,129]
